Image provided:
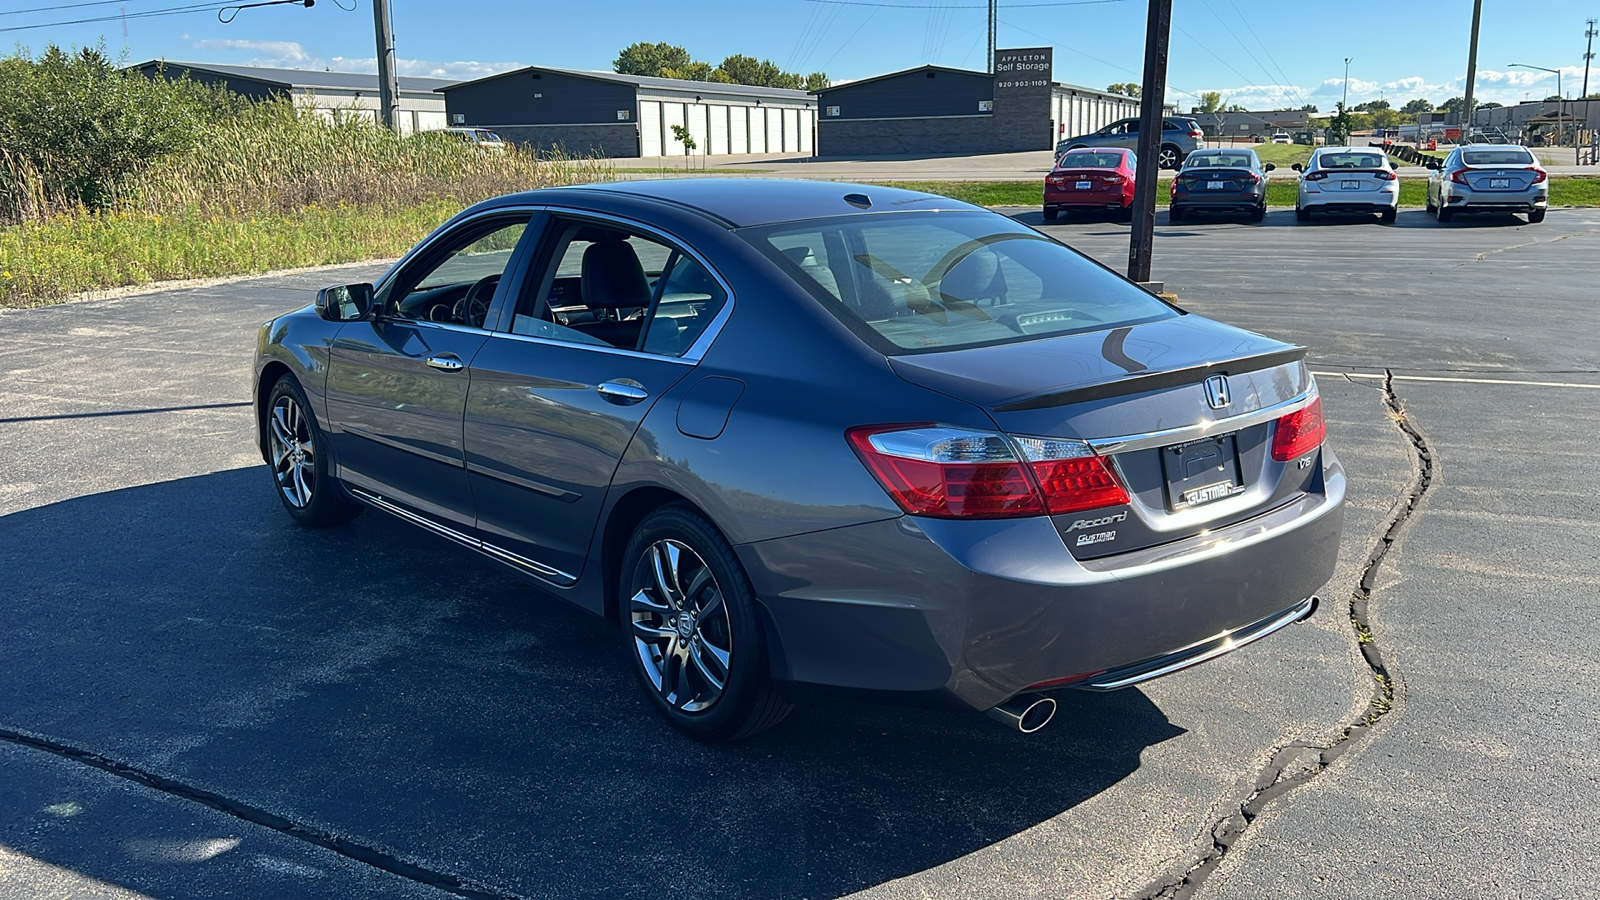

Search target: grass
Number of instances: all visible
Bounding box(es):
[874,176,1600,210]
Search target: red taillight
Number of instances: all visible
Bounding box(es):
[1373,169,1397,181]
[1270,397,1326,462]
[1449,169,1470,185]
[847,426,1128,519]
[1304,171,1329,181]
[1242,173,1262,185]
[1103,174,1125,184]
[1046,175,1066,186]
[1189,129,1204,138]
[1528,167,1547,184]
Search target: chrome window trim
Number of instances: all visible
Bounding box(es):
[483,330,698,366]
[373,205,544,298]
[1086,383,1317,456]
[349,487,578,587]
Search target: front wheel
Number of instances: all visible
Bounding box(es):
[265,377,361,527]
[621,505,792,741]
[1157,144,1180,170]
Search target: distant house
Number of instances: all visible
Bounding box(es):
[436,67,816,158]
[1189,109,1312,139]
[131,61,456,135]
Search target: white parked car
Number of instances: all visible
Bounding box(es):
[1271,133,1292,144]
[442,126,508,150]
[1291,147,1399,224]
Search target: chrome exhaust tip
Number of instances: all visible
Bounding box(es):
[1297,595,1320,622]
[985,694,1057,734]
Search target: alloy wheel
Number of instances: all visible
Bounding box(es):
[268,394,315,508]
[629,539,733,713]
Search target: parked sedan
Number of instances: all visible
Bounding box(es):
[1056,116,1206,169]
[1426,144,1548,223]
[1292,147,1399,223]
[1044,148,1136,221]
[255,179,1344,741]
[1169,148,1275,222]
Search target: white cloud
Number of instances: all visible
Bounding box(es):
[185,38,520,81]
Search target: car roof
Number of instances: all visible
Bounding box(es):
[477,178,980,229]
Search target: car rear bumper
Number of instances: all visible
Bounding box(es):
[1449,192,1547,212]
[1172,196,1261,211]
[737,451,1346,712]
[1045,192,1129,210]
[1300,192,1397,213]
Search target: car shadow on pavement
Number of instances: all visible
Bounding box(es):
[0,469,1186,900]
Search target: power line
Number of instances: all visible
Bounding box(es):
[0,2,233,32]
[802,0,1128,8]
[0,0,151,17]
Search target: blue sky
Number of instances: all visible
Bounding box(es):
[5,0,1598,109]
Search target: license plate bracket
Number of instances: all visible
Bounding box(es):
[1341,180,1362,190]
[1490,178,1509,189]
[1161,434,1244,511]
[1076,181,1092,190]
[1207,181,1225,189]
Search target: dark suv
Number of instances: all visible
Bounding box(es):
[1057,117,1207,169]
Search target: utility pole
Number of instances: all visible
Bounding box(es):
[1462,0,1483,132]
[372,0,400,132]
[1584,18,1596,100]
[1127,0,1172,285]
[1342,57,1351,111]
[986,0,997,74]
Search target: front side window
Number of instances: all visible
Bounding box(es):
[747,212,1177,354]
[389,217,528,328]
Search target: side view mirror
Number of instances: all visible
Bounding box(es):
[1291,163,1303,172]
[1425,159,1441,170]
[1263,163,1276,172]
[316,283,374,322]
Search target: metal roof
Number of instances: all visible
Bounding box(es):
[132,61,457,95]
[437,65,813,102]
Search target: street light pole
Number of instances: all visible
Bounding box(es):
[1509,63,1562,147]
[1342,57,1351,110]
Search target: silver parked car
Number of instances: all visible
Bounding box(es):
[1292,147,1399,223]
[1056,117,1207,169]
[1426,144,1548,223]
[255,179,1344,741]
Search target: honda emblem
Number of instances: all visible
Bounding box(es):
[1203,374,1231,410]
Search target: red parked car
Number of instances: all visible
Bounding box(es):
[1044,148,1137,222]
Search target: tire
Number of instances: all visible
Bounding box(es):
[1528,209,1546,223]
[1295,206,1310,223]
[1118,204,1134,224]
[1437,204,1453,223]
[1168,205,1184,222]
[1249,203,1265,223]
[1380,207,1397,225]
[1042,207,1058,222]
[1158,144,1181,170]
[620,505,792,742]
[265,376,362,527]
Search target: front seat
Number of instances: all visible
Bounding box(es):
[576,239,653,349]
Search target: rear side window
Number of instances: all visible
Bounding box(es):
[745,212,1177,354]
[1462,148,1534,166]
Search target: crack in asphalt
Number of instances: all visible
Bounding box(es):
[1133,369,1435,900]
[0,725,525,900]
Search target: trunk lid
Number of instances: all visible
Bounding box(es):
[1463,167,1537,191]
[889,316,1320,559]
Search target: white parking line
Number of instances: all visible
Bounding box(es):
[1311,371,1600,389]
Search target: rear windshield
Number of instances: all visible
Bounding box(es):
[1317,152,1386,170]
[1184,152,1253,168]
[1462,148,1534,166]
[1056,151,1124,168]
[743,212,1178,354]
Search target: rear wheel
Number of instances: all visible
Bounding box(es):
[1158,144,1181,170]
[1437,203,1454,223]
[1528,209,1546,223]
[1248,203,1265,223]
[1380,207,1397,224]
[1042,207,1058,222]
[621,505,792,742]
[1168,205,1184,222]
[265,376,361,527]
[1295,206,1310,223]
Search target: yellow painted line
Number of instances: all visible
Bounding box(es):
[1311,371,1600,389]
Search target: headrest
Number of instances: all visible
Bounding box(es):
[581,240,652,309]
[939,249,1002,302]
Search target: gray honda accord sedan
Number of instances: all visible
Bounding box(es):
[254,179,1344,741]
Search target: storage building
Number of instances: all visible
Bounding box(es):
[436,67,816,158]
[132,61,454,135]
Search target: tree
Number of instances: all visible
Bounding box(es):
[1196,91,1224,114]
[1354,99,1390,112]
[1437,96,1464,113]
[1327,102,1354,144]
[1370,108,1401,129]
[1543,95,1562,102]
[1478,101,1503,109]
[662,61,717,83]
[1299,103,1319,112]
[668,123,697,169]
[1106,82,1141,98]
[614,42,693,78]
[802,72,830,92]
[1401,98,1433,115]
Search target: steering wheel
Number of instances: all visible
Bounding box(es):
[453,274,499,328]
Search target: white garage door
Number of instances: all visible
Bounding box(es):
[640,101,662,157]
[662,102,686,156]
[687,104,709,156]
[765,109,782,153]
[708,104,729,155]
[799,109,814,153]
[748,108,767,154]
[730,106,748,154]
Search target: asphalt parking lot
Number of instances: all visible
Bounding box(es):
[2,208,1597,899]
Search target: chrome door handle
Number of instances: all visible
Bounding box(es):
[426,355,464,372]
[597,381,649,404]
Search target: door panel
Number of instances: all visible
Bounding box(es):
[464,338,691,581]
